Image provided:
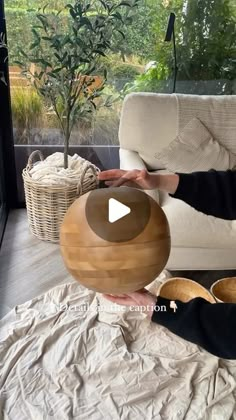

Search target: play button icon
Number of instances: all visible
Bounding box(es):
[85,186,151,243]
[108,198,131,223]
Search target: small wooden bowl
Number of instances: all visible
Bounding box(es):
[210,277,236,303]
[158,277,215,303]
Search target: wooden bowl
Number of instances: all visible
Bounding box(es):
[158,277,215,303]
[210,277,236,303]
[60,187,170,294]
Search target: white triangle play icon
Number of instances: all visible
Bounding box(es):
[108,198,131,224]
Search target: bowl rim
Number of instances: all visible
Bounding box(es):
[210,277,236,301]
[158,277,216,303]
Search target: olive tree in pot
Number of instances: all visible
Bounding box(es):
[17,0,139,169]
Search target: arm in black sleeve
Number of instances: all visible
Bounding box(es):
[170,170,236,220]
[152,296,236,359]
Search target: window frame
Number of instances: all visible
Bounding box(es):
[0,0,17,246]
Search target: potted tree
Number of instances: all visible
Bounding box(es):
[19,0,139,242]
[19,0,139,167]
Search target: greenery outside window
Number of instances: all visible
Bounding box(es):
[4,0,236,149]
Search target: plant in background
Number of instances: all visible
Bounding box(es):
[111,0,158,62]
[108,62,141,91]
[122,63,171,95]
[177,0,236,93]
[17,0,140,168]
[11,88,44,144]
[89,83,122,145]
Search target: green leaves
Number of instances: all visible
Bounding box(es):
[29,28,41,49]
[18,48,28,58]
[94,50,106,57]
[16,0,140,167]
[111,11,123,22]
[79,17,93,30]
[31,58,51,67]
[36,13,49,31]
[178,0,236,84]
[118,2,133,7]
[98,0,109,11]
[117,29,125,39]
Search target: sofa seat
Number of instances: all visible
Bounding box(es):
[119,93,236,270]
[161,193,236,249]
[150,168,236,249]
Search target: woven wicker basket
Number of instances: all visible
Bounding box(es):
[23,150,99,243]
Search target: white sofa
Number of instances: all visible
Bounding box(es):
[119,93,236,270]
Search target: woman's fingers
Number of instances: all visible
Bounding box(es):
[111,170,141,187]
[133,288,149,294]
[140,169,148,179]
[108,176,130,188]
[102,294,135,306]
[98,169,150,189]
[105,180,138,188]
[104,181,127,187]
[98,170,126,180]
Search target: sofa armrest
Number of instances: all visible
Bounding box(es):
[119,148,147,171]
[119,148,159,203]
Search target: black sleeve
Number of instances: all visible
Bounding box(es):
[170,170,236,220]
[151,296,236,359]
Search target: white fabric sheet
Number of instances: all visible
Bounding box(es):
[0,282,236,419]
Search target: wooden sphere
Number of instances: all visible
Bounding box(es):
[60,187,170,294]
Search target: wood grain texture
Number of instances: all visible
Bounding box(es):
[158,277,216,303]
[211,277,236,303]
[60,189,169,247]
[1,210,236,318]
[60,188,171,293]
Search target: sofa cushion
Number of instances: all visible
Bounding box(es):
[119,93,179,170]
[177,94,236,155]
[154,117,236,173]
[152,169,236,249]
[162,193,236,249]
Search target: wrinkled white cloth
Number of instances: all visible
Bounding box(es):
[29,152,97,186]
[0,281,236,420]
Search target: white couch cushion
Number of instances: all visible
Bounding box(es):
[162,193,236,249]
[177,94,236,154]
[155,117,236,172]
[119,148,160,203]
[151,169,236,249]
[118,93,236,269]
[119,93,178,169]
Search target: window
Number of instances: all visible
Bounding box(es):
[0,1,8,242]
[5,1,236,149]
[2,0,236,206]
[0,0,17,227]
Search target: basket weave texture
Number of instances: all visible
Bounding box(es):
[22,150,100,243]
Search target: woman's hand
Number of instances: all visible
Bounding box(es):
[98,169,158,190]
[98,169,179,194]
[102,288,157,319]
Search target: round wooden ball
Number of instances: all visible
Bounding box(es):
[60,187,171,294]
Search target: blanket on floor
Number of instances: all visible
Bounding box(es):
[0,282,236,420]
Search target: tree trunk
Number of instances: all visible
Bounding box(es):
[64,132,69,170]
[64,115,70,169]
[64,135,69,169]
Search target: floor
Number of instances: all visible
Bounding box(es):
[0,209,73,318]
[0,209,236,319]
